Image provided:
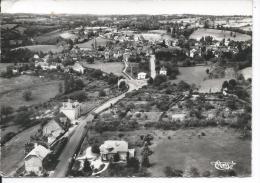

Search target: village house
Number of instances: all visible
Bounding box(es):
[123,52,131,62]
[24,144,50,175]
[137,72,147,80]
[159,66,167,75]
[60,99,81,123]
[35,60,49,70]
[34,54,40,59]
[72,62,85,74]
[99,140,135,162]
[189,47,201,58]
[42,113,70,145]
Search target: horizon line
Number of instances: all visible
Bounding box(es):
[1,12,253,16]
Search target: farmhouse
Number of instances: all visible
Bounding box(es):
[60,99,81,122]
[100,140,135,162]
[72,62,85,74]
[137,72,147,80]
[24,144,50,175]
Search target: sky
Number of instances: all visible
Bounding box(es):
[1,0,253,15]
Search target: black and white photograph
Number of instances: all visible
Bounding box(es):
[0,0,258,182]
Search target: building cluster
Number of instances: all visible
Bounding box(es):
[24,99,87,175]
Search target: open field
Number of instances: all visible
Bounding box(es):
[148,30,167,34]
[76,37,109,49]
[34,30,62,44]
[0,124,41,175]
[0,75,62,109]
[84,127,250,177]
[239,67,252,80]
[148,127,251,177]
[0,63,14,72]
[189,28,252,41]
[81,61,124,76]
[60,32,78,40]
[173,66,235,93]
[137,32,173,42]
[13,45,63,53]
[1,24,18,29]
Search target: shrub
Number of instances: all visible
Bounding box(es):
[68,91,87,102]
[0,105,13,119]
[163,166,183,177]
[0,132,16,146]
[202,170,211,177]
[189,167,200,177]
[153,75,167,86]
[83,159,92,173]
[90,69,103,79]
[147,77,153,85]
[127,157,140,172]
[91,144,100,154]
[99,90,106,97]
[23,90,32,101]
[13,111,32,126]
[177,80,191,91]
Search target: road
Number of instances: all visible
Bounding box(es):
[150,54,156,79]
[51,75,146,177]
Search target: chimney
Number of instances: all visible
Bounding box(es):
[34,143,38,148]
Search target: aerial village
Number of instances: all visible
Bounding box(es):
[1,14,252,177]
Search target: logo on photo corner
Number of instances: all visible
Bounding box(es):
[210,160,236,170]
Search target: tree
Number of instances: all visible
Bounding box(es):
[14,111,31,125]
[163,166,183,177]
[127,157,140,172]
[119,81,128,91]
[177,80,190,91]
[59,83,63,93]
[228,79,237,90]
[90,69,103,79]
[147,77,153,85]
[222,80,229,89]
[0,105,13,119]
[83,159,92,172]
[153,75,167,86]
[91,144,100,154]
[141,143,153,167]
[24,142,35,155]
[23,90,32,101]
[86,56,94,64]
[226,98,237,110]
[99,90,106,97]
[74,79,85,90]
[189,167,200,177]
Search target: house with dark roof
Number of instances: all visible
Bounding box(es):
[42,113,70,145]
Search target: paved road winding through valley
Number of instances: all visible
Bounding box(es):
[51,72,147,177]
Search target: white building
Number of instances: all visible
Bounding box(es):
[60,99,81,122]
[137,72,147,80]
[159,66,167,75]
[100,140,135,162]
[189,48,198,58]
[24,144,50,175]
[72,62,85,74]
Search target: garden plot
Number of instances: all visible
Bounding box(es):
[189,28,251,41]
